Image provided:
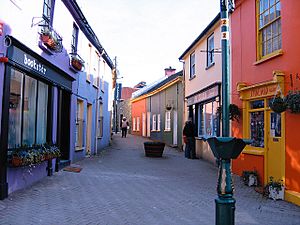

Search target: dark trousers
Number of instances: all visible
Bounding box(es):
[185,137,196,159]
[121,128,128,138]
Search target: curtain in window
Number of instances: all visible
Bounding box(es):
[22,76,37,146]
[8,69,23,148]
[36,82,48,144]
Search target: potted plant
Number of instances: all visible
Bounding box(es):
[217,103,241,122]
[265,176,284,200]
[285,91,300,113]
[71,55,84,71]
[242,170,258,186]
[270,96,287,113]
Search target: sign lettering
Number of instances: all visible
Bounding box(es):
[23,54,47,75]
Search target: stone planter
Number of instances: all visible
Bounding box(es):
[144,142,165,157]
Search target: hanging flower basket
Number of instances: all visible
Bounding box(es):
[71,57,83,71]
[285,91,300,113]
[270,96,287,113]
[217,104,241,122]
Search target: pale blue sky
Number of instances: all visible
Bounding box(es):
[78,0,220,87]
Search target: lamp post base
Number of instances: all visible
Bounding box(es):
[215,197,236,225]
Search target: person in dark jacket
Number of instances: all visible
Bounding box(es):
[183,119,197,159]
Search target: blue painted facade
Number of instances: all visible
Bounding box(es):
[0,0,114,199]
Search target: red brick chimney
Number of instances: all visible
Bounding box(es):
[164,66,176,77]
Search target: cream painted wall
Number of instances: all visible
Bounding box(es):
[183,22,222,98]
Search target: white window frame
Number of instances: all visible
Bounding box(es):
[157,114,161,131]
[133,117,136,131]
[190,52,195,79]
[165,111,171,131]
[152,114,157,131]
[137,117,140,131]
[207,33,214,67]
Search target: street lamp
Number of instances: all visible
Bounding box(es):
[204,1,251,225]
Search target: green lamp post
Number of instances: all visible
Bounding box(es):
[204,1,252,225]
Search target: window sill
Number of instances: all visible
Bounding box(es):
[97,136,103,139]
[254,50,283,65]
[93,84,99,89]
[164,129,171,132]
[205,62,215,70]
[242,148,264,156]
[75,147,84,152]
[86,79,91,84]
[189,75,196,81]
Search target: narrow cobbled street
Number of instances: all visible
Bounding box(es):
[0,134,299,225]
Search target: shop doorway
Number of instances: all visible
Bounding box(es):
[266,110,285,182]
[86,103,92,156]
[57,89,71,167]
[147,112,151,137]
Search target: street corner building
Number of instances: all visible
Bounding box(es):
[230,0,300,206]
[131,68,184,149]
[0,0,114,199]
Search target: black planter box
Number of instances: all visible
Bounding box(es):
[144,142,165,157]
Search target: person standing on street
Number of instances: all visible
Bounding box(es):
[121,117,129,138]
[183,118,197,159]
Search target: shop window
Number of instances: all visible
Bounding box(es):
[198,101,219,137]
[250,111,265,147]
[97,102,103,138]
[8,68,48,149]
[165,111,171,131]
[190,52,195,79]
[257,0,281,59]
[76,99,84,149]
[207,33,214,67]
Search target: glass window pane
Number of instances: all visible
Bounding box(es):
[205,102,213,136]
[36,82,48,144]
[22,75,37,146]
[267,40,272,54]
[270,0,275,6]
[250,100,264,109]
[270,6,275,21]
[263,11,269,26]
[8,69,23,149]
[276,2,281,17]
[250,111,264,148]
[263,0,269,11]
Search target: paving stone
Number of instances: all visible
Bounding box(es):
[0,134,299,225]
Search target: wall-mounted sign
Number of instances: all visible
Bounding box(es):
[187,85,219,106]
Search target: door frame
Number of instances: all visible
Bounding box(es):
[86,103,92,156]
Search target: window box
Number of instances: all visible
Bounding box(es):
[8,145,61,168]
[70,53,85,72]
[39,26,63,52]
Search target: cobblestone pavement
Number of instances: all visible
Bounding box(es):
[0,134,299,225]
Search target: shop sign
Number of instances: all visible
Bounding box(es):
[7,45,73,91]
[187,85,219,106]
[249,84,277,98]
